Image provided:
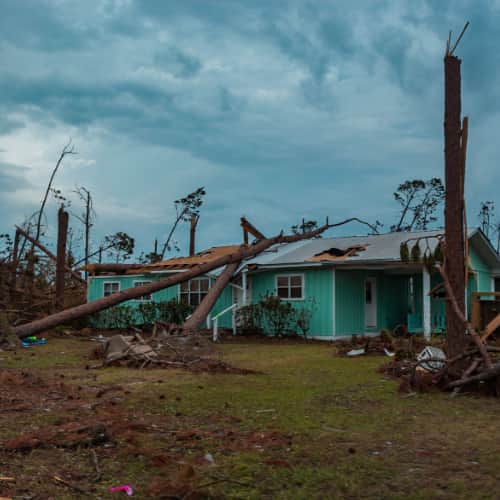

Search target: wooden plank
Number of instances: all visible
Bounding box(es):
[481,314,500,342]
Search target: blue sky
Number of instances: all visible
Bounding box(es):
[1,0,499,259]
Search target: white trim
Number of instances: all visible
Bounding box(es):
[242,269,248,306]
[274,273,305,301]
[132,280,153,302]
[332,268,336,337]
[178,276,211,307]
[102,280,120,297]
[422,267,431,339]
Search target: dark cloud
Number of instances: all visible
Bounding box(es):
[154,47,202,79]
[0,0,498,253]
[0,163,31,192]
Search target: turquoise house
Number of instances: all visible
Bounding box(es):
[87,229,500,339]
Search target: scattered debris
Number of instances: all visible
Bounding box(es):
[21,335,46,348]
[110,484,134,496]
[346,348,365,357]
[416,346,446,373]
[92,327,257,374]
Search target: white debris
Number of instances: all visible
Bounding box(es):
[346,348,366,357]
[416,346,446,372]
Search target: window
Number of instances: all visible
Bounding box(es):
[276,274,304,300]
[180,277,210,306]
[134,280,152,301]
[103,282,120,297]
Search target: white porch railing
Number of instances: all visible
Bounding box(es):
[211,303,238,342]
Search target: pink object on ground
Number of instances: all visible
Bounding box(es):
[109,485,134,496]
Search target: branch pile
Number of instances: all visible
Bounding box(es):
[92,324,256,374]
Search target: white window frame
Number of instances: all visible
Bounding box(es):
[275,273,305,301]
[179,277,211,306]
[103,281,120,297]
[133,280,152,302]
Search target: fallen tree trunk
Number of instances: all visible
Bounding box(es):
[182,261,241,333]
[11,221,338,338]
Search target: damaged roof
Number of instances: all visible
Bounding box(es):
[134,245,241,274]
[243,228,500,270]
[243,230,445,268]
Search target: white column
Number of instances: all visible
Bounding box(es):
[422,267,431,339]
[242,269,248,306]
[332,268,336,337]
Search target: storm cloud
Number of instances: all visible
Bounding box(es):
[1,0,499,257]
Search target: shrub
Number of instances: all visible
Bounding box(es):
[293,297,318,340]
[258,293,295,337]
[92,305,135,329]
[156,299,193,324]
[236,304,263,335]
[138,302,157,326]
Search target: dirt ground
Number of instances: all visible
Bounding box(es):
[1,333,500,499]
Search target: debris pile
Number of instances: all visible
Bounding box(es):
[336,332,432,358]
[93,323,256,374]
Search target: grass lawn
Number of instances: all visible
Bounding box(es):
[1,336,499,499]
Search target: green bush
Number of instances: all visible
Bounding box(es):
[156,299,193,324]
[236,304,263,335]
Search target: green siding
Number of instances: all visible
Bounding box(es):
[250,268,333,336]
[469,246,493,292]
[87,273,234,328]
[335,270,409,336]
[210,284,234,328]
[87,274,179,305]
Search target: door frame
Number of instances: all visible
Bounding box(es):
[364,276,377,329]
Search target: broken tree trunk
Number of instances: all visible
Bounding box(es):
[183,261,241,333]
[9,228,20,295]
[241,217,266,245]
[189,214,198,256]
[15,226,85,285]
[11,223,333,338]
[444,53,467,361]
[55,206,69,311]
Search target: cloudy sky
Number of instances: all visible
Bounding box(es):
[1,0,499,259]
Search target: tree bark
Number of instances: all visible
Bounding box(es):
[444,54,467,360]
[183,261,241,333]
[189,214,198,256]
[55,207,69,311]
[11,223,333,338]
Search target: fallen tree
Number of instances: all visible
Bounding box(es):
[10,218,376,339]
[182,261,241,333]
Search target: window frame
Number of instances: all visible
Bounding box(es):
[179,277,211,306]
[274,273,305,301]
[103,281,121,297]
[133,280,153,302]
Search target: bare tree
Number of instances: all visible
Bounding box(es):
[34,140,77,242]
[73,186,96,279]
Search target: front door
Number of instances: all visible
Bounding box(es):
[364,277,377,329]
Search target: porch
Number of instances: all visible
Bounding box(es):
[334,266,443,338]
